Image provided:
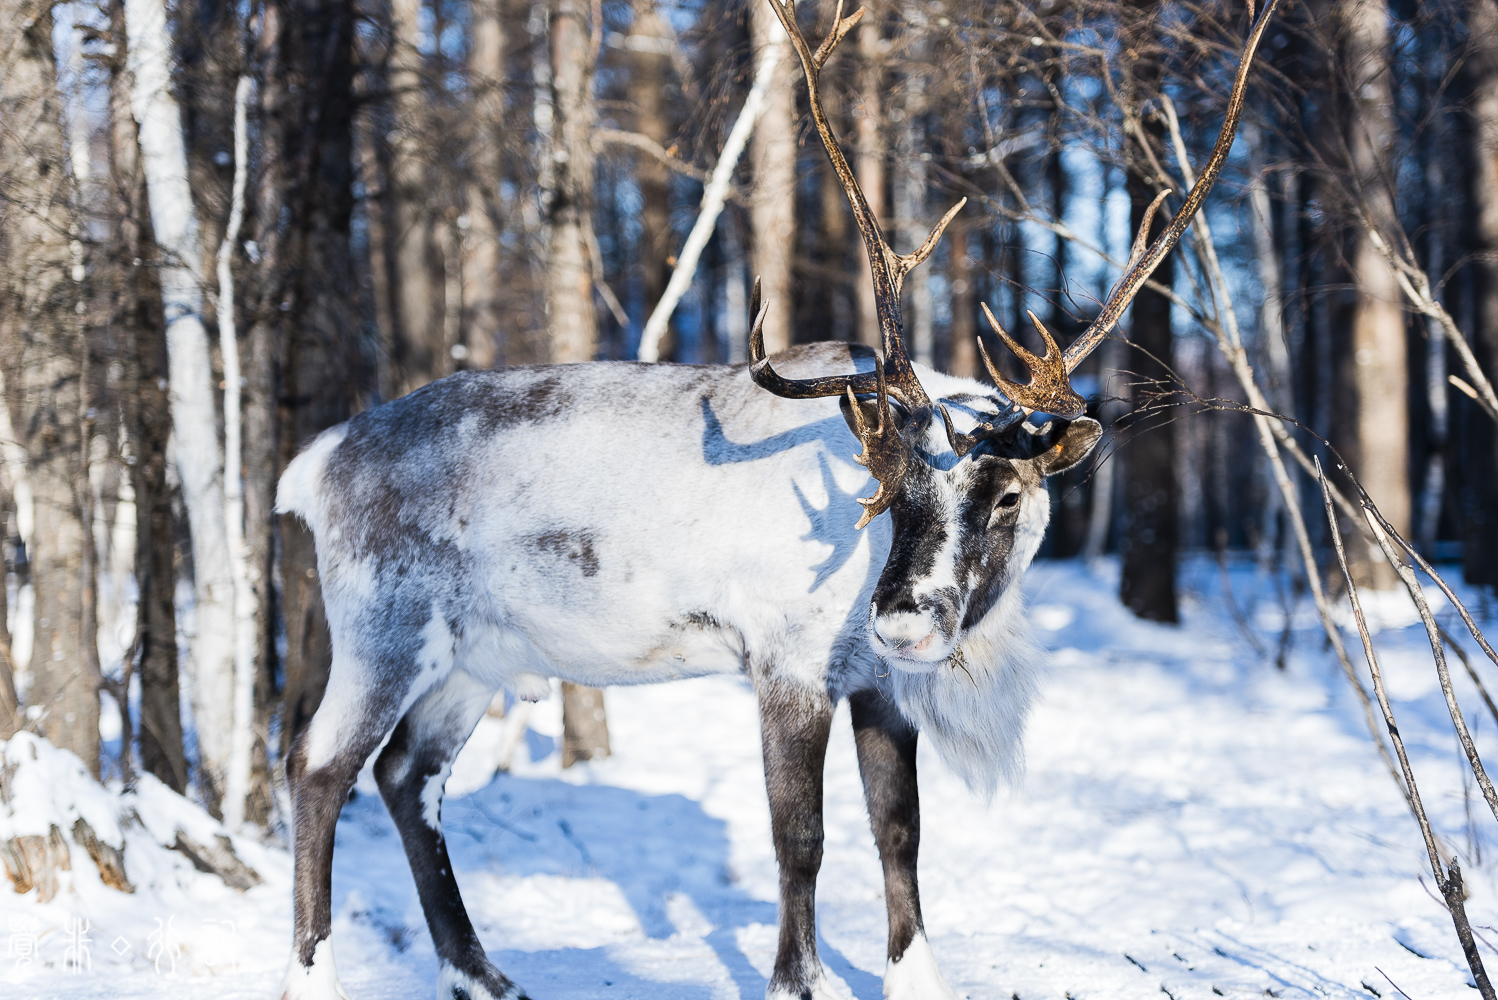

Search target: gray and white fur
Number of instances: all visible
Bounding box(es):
[274,343,1100,1000]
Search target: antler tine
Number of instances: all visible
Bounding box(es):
[892,197,968,290]
[939,403,978,459]
[976,307,1086,418]
[980,302,1040,368]
[765,0,932,410]
[1128,190,1169,272]
[747,275,883,399]
[1026,310,1064,362]
[1060,0,1282,374]
[845,356,909,530]
[747,275,769,361]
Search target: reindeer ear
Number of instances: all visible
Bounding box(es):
[1030,417,1102,477]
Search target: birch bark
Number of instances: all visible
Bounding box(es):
[108,0,185,791]
[217,75,256,828]
[124,0,237,810]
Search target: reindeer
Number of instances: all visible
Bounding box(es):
[274,1,1278,997]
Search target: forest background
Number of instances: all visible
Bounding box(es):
[1,0,1496,844]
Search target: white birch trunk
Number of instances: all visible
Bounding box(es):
[218,75,256,829]
[637,32,782,362]
[124,0,237,808]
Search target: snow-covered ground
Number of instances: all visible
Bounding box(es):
[4,556,1497,999]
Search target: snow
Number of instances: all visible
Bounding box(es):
[3,556,1497,999]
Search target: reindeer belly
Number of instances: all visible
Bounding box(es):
[463,517,868,688]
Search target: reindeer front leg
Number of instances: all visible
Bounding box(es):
[757,678,837,999]
[850,691,956,1000]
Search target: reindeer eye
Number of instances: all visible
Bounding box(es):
[996,491,1021,510]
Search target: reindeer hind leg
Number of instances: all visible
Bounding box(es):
[281,651,415,1000]
[374,668,525,1000]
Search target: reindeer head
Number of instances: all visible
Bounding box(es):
[753,0,1273,669]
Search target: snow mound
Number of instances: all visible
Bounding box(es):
[0,733,290,987]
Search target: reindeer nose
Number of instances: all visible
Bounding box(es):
[872,612,942,661]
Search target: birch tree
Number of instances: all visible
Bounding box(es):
[108,0,185,791]
[124,0,238,810]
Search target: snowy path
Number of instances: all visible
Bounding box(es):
[4,558,1496,999]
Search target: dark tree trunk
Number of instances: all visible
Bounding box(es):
[258,0,364,754]
[243,279,280,824]
[1118,126,1179,624]
[1463,0,1498,587]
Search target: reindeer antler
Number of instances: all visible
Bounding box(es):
[748,0,964,525]
[979,0,1282,418]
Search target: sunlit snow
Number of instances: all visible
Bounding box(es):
[2,556,1494,999]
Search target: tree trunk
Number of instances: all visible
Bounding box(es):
[546,0,597,364]
[109,0,186,791]
[0,466,14,737]
[947,211,976,378]
[1247,122,1290,566]
[630,3,675,358]
[463,0,506,370]
[389,0,447,394]
[1464,0,1498,586]
[1335,0,1407,589]
[854,19,885,350]
[217,75,259,829]
[897,57,931,367]
[749,0,795,354]
[560,681,609,766]
[241,300,278,823]
[1118,126,1179,624]
[545,0,607,758]
[0,0,99,772]
[125,0,238,808]
[261,0,362,756]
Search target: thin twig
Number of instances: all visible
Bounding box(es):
[1442,625,1498,734]
[1368,511,1498,676]
[1147,98,1401,792]
[1319,459,1494,1000]
[1353,481,1498,827]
